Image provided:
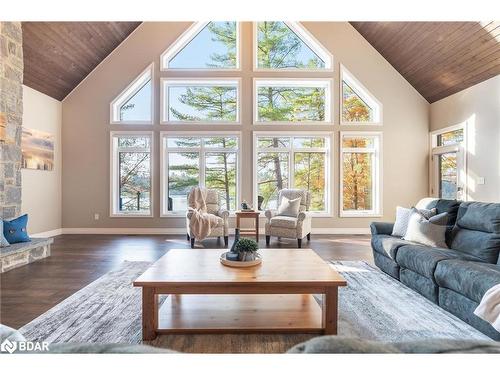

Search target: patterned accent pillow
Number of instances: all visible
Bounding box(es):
[3,214,30,244]
[392,206,437,237]
[404,209,448,248]
[277,197,301,218]
[1,221,10,247]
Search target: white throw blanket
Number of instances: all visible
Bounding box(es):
[187,187,218,241]
[474,283,500,332]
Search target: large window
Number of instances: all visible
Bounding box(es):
[161,133,240,215]
[254,132,331,215]
[161,79,240,124]
[161,22,240,70]
[340,132,382,217]
[340,65,382,125]
[110,64,153,124]
[254,79,332,124]
[254,22,332,71]
[110,132,153,217]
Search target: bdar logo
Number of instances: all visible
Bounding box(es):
[1,339,17,354]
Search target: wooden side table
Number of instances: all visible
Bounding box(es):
[235,211,260,241]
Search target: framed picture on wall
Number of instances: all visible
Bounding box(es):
[21,127,54,171]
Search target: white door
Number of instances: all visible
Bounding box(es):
[431,146,465,200]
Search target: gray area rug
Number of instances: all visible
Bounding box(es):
[19,260,489,343]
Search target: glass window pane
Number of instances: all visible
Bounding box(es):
[439,152,457,199]
[167,137,201,148]
[342,136,374,149]
[167,152,200,212]
[342,81,374,123]
[293,137,325,148]
[168,85,237,122]
[119,80,151,122]
[204,137,238,148]
[437,129,464,146]
[257,152,289,209]
[257,85,325,122]
[342,152,373,211]
[257,22,325,69]
[119,152,151,213]
[294,152,325,211]
[169,22,237,69]
[257,137,290,148]
[118,136,150,148]
[205,152,237,211]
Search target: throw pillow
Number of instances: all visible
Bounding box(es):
[391,206,437,237]
[3,214,30,244]
[277,196,301,218]
[1,221,10,247]
[404,209,448,248]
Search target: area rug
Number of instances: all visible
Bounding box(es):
[19,260,490,344]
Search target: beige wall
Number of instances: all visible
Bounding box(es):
[22,85,62,234]
[430,75,500,203]
[62,22,430,231]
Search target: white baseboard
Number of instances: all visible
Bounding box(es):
[43,227,370,235]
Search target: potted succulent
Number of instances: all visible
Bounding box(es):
[235,238,259,261]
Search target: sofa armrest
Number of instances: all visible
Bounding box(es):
[265,209,277,220]
[217,209,230,220]
[297,211,309,222]
[186,208,195,221]
[370,222,394,236]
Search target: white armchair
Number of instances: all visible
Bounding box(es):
[186,189,229,248]
[265,189,312,248]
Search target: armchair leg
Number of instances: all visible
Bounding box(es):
[190,237,195,248]
[266,235,270,246]
[307,233,311,241]
[297,238,302,248]
[224,236,229,247]
[187,233,190,241]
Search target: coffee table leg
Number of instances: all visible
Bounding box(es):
[322,287,338,335]
[142,287,158,341]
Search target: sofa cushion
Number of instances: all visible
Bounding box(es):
[435,259,500,303]
[270,215,297,229]
[450,202,500,263]
[396,244,480,280]
[371,235,409,259]
[416,198,460,226]
[403,211,448,248]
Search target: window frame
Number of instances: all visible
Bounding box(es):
[160,22,242,72]
[160,131,242,217]
[252,21,333,72]
[110,131,154,218]
[339,131,383,218]
[109,63,154,125]
[253,78,333,125]
[252,131,333,217]
[160,78,242,125]
[340,64,382,126]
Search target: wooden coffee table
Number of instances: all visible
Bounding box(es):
[133,248,346,340]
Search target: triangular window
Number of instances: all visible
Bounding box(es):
[341,65,382,124]
[255,22,332,70]
[161,22,239,70]
[110,64,153,124]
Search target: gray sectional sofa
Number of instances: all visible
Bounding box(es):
[371,199,500,340]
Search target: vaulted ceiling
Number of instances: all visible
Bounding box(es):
[21,22,500,103]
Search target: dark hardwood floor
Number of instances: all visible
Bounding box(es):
[0,233,372,353]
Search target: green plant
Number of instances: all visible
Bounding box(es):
[235,238,259,253]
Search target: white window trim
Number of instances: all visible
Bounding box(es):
[339,131,383,218]
[110,131,154,218]
[160,131,242,217]
[253,78,333,125]
[109,63,154,125]
[340,64,382,126]
[252,21,333,72]
[160,22,241,72]
[252,131,333,217]
[429,122,468,200]
[160,78,242,125]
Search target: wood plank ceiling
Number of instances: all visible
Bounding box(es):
[350,22,500,103]
[22,22,141,100]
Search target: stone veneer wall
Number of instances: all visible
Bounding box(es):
[0,22,23,220]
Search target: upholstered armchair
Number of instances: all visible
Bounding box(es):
[186,189,229,248]
[265,189,312,248]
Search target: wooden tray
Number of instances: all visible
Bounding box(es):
[220,252,262,268]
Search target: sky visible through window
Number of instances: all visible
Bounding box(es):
[119,80,151,122]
